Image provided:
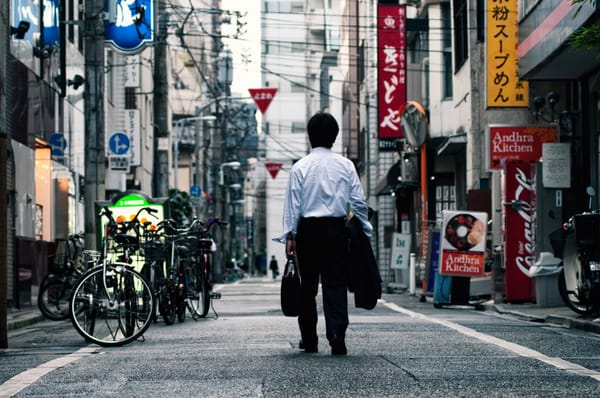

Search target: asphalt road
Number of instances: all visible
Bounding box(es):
[2,278,600,397]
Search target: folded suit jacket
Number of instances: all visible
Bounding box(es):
[346,216,382,310]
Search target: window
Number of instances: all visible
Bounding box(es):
[291,81,303,92]
[453,0,469,70]
[442,3,453,98]
[291,122,304,133]
[434,174,456,224]
[291,2,303,13]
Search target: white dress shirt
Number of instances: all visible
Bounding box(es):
[282,147,373,238]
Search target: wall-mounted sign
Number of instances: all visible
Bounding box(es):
[105,0,155,53]
[542,143,571,188]
[377,3,407,150]
[124,109,140,165]
[486,0,529,108]
[124,55,140,87]
[486,124,558,170]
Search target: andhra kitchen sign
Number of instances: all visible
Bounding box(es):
[486,124,558,170]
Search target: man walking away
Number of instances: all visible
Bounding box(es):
[282,111,373,356]
[269,255,279,279]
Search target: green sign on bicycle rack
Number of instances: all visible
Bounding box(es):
[95,190,169,252]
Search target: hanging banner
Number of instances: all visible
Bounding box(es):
[486,0,528,108]
[265,162,283,179]
[377,3,407,151]
[503,161,536,302]
[439,210,488,277]
[249,88,277,114]
[487,124,558,170]
[105,0,155,53]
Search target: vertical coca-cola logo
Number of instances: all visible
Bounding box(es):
[513,167,536,276]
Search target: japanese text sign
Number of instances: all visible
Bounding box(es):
[486,0,529,108]
[377,4,407,143]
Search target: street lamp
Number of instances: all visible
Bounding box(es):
[219,161,241,185]
[173,115,217,190]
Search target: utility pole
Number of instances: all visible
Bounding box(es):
[153,1,169,198]
[83,0,105,249]
[0,0,8,348]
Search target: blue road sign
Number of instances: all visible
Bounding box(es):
[109,132,130,155]
[105,0,155,53]
[49,133,67,157]
[190,185,202,198]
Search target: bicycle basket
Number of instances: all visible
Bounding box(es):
[142,241,165,261]
[81,250,101,269]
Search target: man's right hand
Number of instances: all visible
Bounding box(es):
[286,237,296,258]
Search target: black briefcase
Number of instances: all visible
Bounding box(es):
[280,255,301,317]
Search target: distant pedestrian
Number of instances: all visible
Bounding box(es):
[282,111,373,356]
[269,255,279,279]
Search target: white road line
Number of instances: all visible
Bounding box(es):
[381,300,600,382]
[0,346,98,397]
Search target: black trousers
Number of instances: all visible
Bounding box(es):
[296,217,348,346]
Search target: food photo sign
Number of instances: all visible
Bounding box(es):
[439,210,488,277]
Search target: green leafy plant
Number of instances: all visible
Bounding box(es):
[569,0,600,53]
[168,189,193,226]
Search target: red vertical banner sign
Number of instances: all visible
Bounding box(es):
[377,4,407,150]
[503,162,536,302]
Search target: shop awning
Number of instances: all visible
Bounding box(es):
[375,161,401,196]
[436,133,467,156]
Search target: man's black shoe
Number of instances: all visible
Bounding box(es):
[330,335,347,356]
[299,339,318,353]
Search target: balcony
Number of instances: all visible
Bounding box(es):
[307,9,325,32]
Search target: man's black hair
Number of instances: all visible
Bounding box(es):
[307,111,339,148]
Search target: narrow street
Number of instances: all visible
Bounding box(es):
[2,278,600,397]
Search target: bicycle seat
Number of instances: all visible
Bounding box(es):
[114,233,139,246]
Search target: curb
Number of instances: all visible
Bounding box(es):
[490,304,600,334]
[7,313,46,332]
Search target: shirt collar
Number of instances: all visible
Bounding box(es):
[310,146,332,154]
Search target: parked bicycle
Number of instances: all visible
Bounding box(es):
[68,206,156,347]
[38,233,98,321]
[185,217,226,319]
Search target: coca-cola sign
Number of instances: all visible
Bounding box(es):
[503,162,536,301]
[487,125,557,170]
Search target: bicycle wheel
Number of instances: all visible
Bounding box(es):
[188,256,211,318]
[38,274,70,321]
[159,284,177,325]
[558,267,594,315]
[70,265,154,347]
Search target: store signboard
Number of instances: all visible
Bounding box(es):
[439,210,488,277]
[377,3,407,150]
[487,124,558,170]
